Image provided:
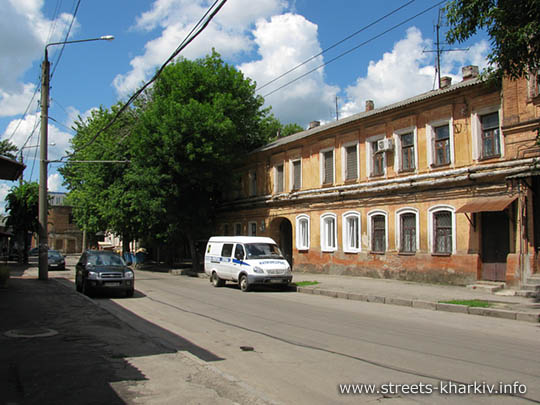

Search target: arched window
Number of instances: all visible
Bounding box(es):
[368,210,387,253]
[295,214,310,250]
[342,211,361,253]
[320,213,337,252]
[396,208,419,254]
[428,206,456,255]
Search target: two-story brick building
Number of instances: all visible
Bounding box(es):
[216,66,540,287]
[46,192,83,254]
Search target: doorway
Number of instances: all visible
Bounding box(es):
[481,211,510,281]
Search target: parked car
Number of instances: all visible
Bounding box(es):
[204,236,292,292]
[28,247,39,256]
[75,250,135,297]
[48,249,65,270]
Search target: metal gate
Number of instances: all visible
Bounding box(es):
[481,211,509,281]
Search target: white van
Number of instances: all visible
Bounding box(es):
[204,236,292,292]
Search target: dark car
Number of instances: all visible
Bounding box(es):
[48,249,65,270]
[75,250,135,297]
[28,247,39,256]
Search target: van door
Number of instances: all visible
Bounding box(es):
[220,243,234,280]
[232,243,246,281]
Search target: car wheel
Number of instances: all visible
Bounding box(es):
[239,274,250,292]
[211,272,225,287]
[125,287,134,298]
[82,279,92,297]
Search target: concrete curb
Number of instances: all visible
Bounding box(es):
[297,286,540,323]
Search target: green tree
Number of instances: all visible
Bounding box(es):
[5,182,39,263]
[131,51,272,269]
[281,123,305,137]
[0,139,18,160]
[445,0,540,79]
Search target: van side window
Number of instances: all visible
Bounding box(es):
[234,244,245,260]
[221,244,233,257]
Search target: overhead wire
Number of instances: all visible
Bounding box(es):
[50,0,81,80]
[256,0,416,92]
[263,0,446,98]
[64,0,228,158]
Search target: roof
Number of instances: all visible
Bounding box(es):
[253,77,484,154]
[456,195,518,213]
[207,236,277,244]
[0,155,25,181]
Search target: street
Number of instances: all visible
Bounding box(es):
[56,258,540,405]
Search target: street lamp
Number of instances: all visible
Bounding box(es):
[39,35,114,281]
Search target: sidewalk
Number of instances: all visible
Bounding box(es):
[291,272,540,323]
[0,265,276,405]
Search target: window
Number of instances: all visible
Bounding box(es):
[400,132,415,171]
[291,159,302,190]
[221,243,233,258]
[275,163,284,193]
[234,223,242,236]
[399,212,417,253]
[428,206,455,255]
[223,224,229,236]
[321,149,334,185]
[248,170,257,196]
[342,211,360,253]
[344,144,358,180]
[372,141,384,176]
[234,244,245,260]
[248,221,257,236]
[371,215,386,252]
[434,124,450,166]
[296,214,310,250]
[480,112,500,158]
[320,213,337,252]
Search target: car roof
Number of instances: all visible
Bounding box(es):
[86,250,121,256]
[207,236,276,244]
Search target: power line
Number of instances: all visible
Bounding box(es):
[50,0,81,80]
[64,0,228,158]
[256,0,416,92]
[263,0,446,99]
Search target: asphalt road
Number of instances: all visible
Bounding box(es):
[80,268,540,405]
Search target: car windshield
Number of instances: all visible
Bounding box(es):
[244,243,284,260]
[88,253,125,266]
[48,250,62,259]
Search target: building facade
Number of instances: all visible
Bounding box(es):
[47,192,83,254]
[216,67,540,287]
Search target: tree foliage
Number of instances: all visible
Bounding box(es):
[0,139,19,160]
[5,182,39,262]
[445,0,540,79]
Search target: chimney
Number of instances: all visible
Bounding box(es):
[440,76,452,89]
[462,65,479,81]
[365,100,374,111]
[309,120,320,129]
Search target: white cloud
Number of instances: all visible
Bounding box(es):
[342,27,490,118]
[239,13,339,125]
[47,173,63,191]
[113,0,286,98]
[2,112,73,162]
[0,1,76,117]
[0,181,13,215]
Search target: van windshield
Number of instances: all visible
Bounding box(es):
[245,243,284,260]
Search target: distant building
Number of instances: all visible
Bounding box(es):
[46,192,83,253]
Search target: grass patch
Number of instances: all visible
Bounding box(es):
[439,299,491,308]
[295,281,319,287]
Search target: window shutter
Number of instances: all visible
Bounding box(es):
[293,160,301,190]
[324,151,333,184]
[346,145,357,179]
[276,164,284,192]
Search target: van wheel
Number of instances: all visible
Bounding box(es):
[211,272,225,287]
[239,275,250,292]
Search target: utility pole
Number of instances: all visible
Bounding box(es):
[335,95,339,121]
[38,49,50,281]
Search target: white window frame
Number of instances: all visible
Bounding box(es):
[320,147,335,185]
[395,208,420,253]
[367,210,388,253]
[393,126,418,173]
[320,213,337,252]
[426,118,454,167]
[471,106,503,161]
[427,205,456,254]
[274,162,285,193]
[366,135,385,178]
[290,158,302,191]
[248,221,257,236]
[295,214,310,250]
[342,211,361,253]
[341,141,359,181]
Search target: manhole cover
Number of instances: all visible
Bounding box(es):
[4,328,58,338]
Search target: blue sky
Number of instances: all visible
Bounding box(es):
[0,0,489,209]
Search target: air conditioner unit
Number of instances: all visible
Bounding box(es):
[377,138,394,152]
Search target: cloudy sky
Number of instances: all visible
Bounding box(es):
[0,0,488,209]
